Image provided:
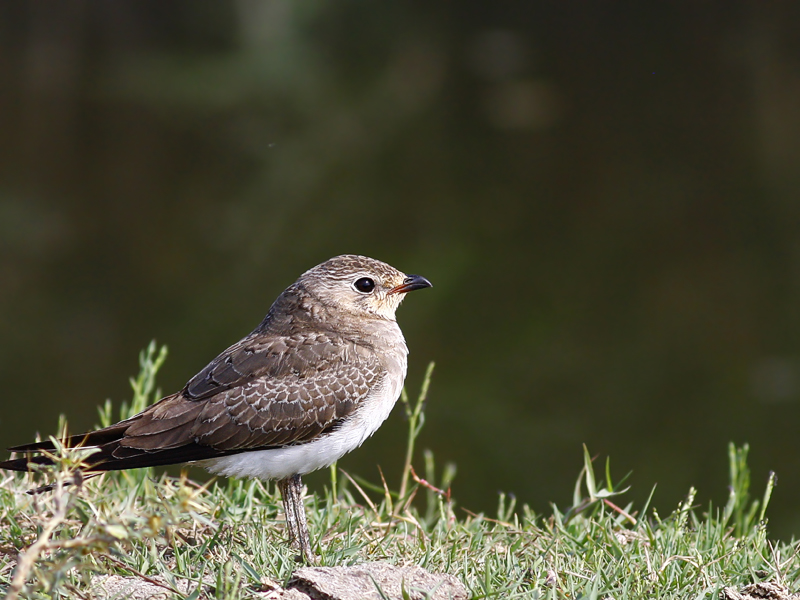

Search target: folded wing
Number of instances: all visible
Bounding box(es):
[1,332,382,473]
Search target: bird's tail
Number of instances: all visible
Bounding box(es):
[0,422,132,473]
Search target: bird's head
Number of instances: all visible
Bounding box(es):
[297,255,432,321]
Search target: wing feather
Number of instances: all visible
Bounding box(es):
[1,331,384,474]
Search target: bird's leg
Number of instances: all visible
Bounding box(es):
[277,477,297,545]
[277,475,315,564]
[290,475,314,564]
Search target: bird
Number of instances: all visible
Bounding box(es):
[0,254,432,563]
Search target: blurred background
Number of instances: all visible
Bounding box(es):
[3,2,800,536]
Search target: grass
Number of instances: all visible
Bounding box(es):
[1,342,799,599]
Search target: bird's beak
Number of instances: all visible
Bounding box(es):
[388,274,433,295]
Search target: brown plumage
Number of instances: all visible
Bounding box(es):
[3,317,380,471]
[1,254,432,562]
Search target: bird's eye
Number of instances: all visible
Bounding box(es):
[353,277,376,293]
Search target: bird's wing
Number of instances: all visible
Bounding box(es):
[2,333,385,472]
[182,331,347,401]
[121,335,383,452]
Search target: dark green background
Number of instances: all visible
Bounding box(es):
[3,2,800,535]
